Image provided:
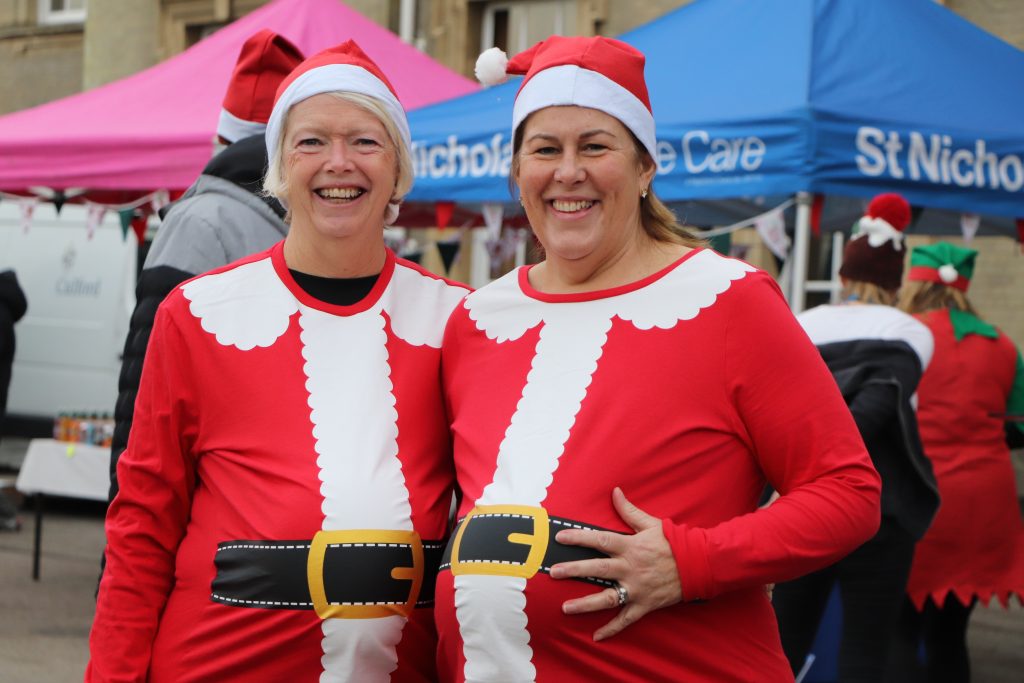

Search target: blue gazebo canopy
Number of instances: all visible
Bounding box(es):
[407,0,1024,218]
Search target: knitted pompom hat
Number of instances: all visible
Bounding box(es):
[475,35,656,160]
[838,193,912,291]
[217,30,304,144]
[907,242,977,292]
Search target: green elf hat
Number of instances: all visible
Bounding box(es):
[907,242,977,292]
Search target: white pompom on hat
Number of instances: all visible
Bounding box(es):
[476,36,658,161]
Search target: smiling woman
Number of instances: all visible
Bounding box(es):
[86,40,470,683]
[436,35,882,683]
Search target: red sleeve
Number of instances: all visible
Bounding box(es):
[86,301,200,682]
[664,273,881,601]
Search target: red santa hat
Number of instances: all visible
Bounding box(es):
[217,29,304,144]
[265,40,410,170]
[838,193,912,291]
[475,36,657,160]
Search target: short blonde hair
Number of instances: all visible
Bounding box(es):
[263,91,413,206]
[511,113,704,249]
[897,279,978,316]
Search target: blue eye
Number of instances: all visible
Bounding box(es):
[355,137,382,147]
[297,138,322,148]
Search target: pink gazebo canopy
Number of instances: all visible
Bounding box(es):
[0,0,476,191]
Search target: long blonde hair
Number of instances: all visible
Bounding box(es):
[897,279,978,316]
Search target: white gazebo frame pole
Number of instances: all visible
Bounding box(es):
[790,191,813,313]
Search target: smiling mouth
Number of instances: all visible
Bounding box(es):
[316,187,365,201]
[550,199,595,213]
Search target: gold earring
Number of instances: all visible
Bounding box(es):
[641,187,649,199]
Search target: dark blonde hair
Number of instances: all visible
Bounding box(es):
[842,280,897,306]
[511,114,704,249]
[897,279,978,316]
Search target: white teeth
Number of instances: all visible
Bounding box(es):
[318,187,362,199]
[552,199,594,212]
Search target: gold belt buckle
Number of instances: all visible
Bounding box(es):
[306,529,423,620]
[450,504,549,580]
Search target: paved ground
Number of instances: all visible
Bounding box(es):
[1,437,1022,682]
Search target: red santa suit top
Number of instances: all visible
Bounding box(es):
[87,242,469,683]
[437,248,881,683]
[905,308,1024,609]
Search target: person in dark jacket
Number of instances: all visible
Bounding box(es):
[107,30,303,504]
[0,268,28,530]
[772,193,940,683]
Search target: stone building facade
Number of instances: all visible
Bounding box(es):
[1,0,1022,339]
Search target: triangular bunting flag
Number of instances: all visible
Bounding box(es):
[436,237,462,274]
[435,201,455,230]
[754,208,790,259]
[118,209,134,241]
[53,190,67,215]
[19,199,37,233]
[131,213,149,243]
[481,203,503,240]
[959,213,980,243]
[85,205,106,240]
[810,193,824,236]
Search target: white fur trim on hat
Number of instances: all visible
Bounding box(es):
[857,215,905,251]
[512,64,657,160]
[938,264,958,283]
[475,47,509,87]
[265,63,411,177]
[217,108,268,144]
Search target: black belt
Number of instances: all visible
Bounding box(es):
[211,529,445,619]
[440,505,618,587]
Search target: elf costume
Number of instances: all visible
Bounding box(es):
[903,243,1024,610]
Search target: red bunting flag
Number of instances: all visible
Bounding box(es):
[810,193,824,236]
[435,201,455,230]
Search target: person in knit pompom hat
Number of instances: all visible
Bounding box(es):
[436,34,880,683]
[837,192,912,302]
[888,242,1024,682]
[772,191,938,683]
[88,40,470,683]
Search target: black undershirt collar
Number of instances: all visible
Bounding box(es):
[288,269,380,307]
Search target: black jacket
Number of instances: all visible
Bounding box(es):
[109,135,286,502]
[0,269,28,420]
[817,339,940,540]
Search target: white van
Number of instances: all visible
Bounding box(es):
[0,200,137,431]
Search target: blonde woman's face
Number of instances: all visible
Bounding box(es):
[282,94,397,242]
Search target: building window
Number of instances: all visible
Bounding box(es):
[38,0,87,25]
[481,1,572,54]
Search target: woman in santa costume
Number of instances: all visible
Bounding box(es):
[436,36,881,682]
[87,41,469,682]
[772,192,939,683]
[889,243,1024,683]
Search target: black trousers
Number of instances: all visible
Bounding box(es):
[886,593,977,683]
[772,517,916,683]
